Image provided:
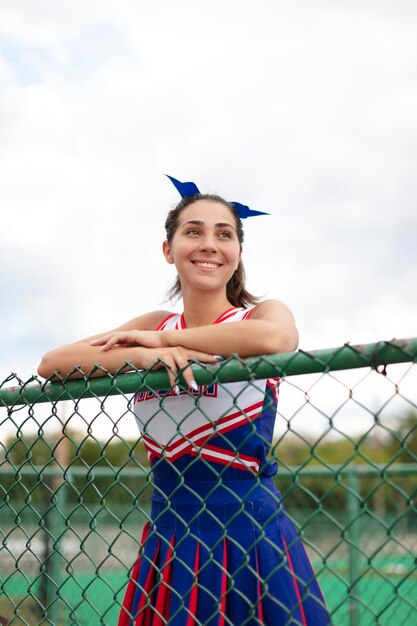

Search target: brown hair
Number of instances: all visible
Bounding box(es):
[164,194,260,308]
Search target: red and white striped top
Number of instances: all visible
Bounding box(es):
[133,307,279,477]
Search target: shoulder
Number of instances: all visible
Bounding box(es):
[250,299,296,321]
[114,310,175,332]
[250,299,299,351]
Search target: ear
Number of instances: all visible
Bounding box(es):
[162,240,175,264]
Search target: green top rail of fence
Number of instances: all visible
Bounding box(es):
[1,337,416,408]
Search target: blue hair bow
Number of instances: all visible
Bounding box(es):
[165,175,269,219]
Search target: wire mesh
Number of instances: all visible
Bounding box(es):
[0,339,416,626]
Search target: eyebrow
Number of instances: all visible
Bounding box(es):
[184,220,235,229]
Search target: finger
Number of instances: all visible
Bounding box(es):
[185,351,223,363]
[180,352,224,390]
[90,333,122,349]
[99,335,123,352]
[89,336,110,346]
[157,357,178,392]
[173,354,196,389]
[164,352,197,393]
[102,332,135,351]
[183,368,199,392]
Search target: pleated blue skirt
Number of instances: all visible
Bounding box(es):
[118,478,330,626]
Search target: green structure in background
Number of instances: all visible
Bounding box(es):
[1,338,416,626]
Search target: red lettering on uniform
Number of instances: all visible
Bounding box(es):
[134,384,218,404]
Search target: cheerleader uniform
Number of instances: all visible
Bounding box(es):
[118,307,330,626]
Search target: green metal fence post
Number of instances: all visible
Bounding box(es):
[346,468,361,626]
[41,418,70,625]
[41,473,66,626]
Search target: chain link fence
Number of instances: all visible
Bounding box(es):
[1,338,416,626]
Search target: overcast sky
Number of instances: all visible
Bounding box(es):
[1,0,416,390]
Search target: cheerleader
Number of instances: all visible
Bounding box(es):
[38,177,330,625]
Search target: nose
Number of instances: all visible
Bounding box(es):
[199,233,218,253]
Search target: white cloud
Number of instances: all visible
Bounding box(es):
[0,0,416,396]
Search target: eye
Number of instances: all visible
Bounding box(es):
[186,228,201,236]
[218,230,233,239]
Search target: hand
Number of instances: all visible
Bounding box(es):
[135,346,219,391]
[90,330,164,351]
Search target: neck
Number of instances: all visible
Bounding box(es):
[181,287,234,327]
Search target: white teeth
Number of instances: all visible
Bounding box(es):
[194,262,220,269]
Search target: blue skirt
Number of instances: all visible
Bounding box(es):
[118,478,330,626]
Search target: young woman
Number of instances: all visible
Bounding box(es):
[38,188,330,625]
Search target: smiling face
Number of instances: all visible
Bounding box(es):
[163,199,241,298]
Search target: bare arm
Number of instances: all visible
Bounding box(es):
[162,300,298,357]
[93,300,299,359]
[37,310,219,387]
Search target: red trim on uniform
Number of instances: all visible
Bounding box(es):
[118,522,155,626]
[176,307,242,329]
[159,307,254,331]
[145,435,262,474]
[185,542,200,626]
[143,400,263,454]
[255,544,265,624]
[213,307,241,324]
[118,558,142,625]
[194,410,262,445]
[175,400,263,447]
[242,307,255,320]
[219,538,228,626]
[135,538,160,625]
[153,535,175,626]
[189,443,260,473]
[266,378,280,404]
[142,401,263,464]
[134,383,219,405]
[282,536,308,626]
[181,407,263,454]
[155,313,177,331]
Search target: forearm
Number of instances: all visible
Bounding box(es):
[162,320,297,358]
[38,344,143,379]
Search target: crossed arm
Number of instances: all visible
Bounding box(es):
[37,300,298,387]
